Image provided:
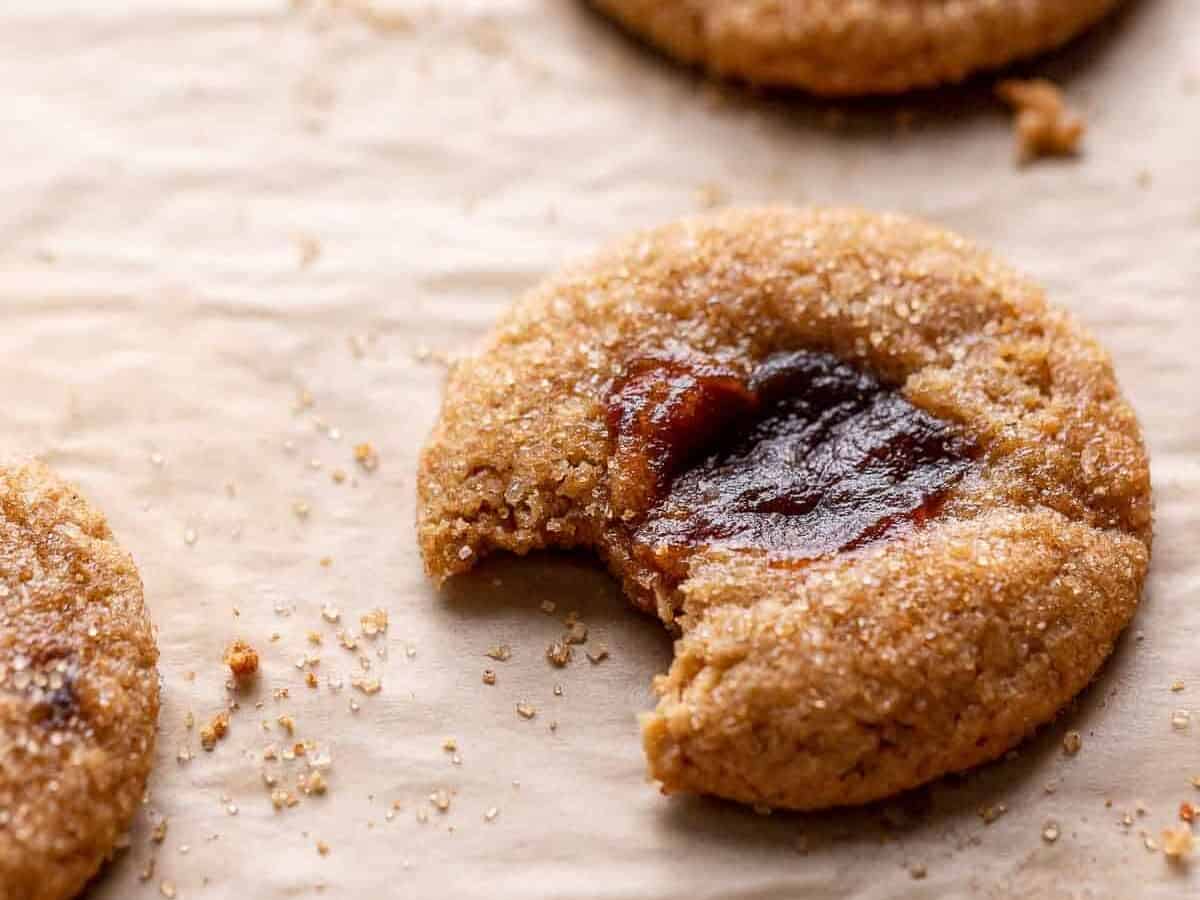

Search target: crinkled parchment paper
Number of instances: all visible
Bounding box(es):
[0,1,1197,897]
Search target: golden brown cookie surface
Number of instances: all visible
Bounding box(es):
[590,0,1123,95]
[417,207,1150,810]
[0,461,159,900]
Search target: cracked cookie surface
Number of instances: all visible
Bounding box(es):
[589,0,1123,95]
[418,207,1150,810]
[0,461,160,900]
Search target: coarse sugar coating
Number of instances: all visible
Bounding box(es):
[0,460,160,900]
[589,0,1123,95]
[417,207,1151,810]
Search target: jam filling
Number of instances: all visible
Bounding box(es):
[606,350,976,578]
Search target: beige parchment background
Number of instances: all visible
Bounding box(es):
[0,1,1197,897]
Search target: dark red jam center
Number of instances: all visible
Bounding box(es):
[606,350,976,577]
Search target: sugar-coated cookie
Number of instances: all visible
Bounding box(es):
[591,0,1123,95]
[418,208,1150,810]
[0,461,159,900]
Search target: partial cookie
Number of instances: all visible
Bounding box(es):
[590,0,1122,95]
[417,207,1150,810]
[0,461,160,900]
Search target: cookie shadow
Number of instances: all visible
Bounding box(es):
[437,550,675,688]
[571,0,1156,139]
[437,549,1143,867]
[438,550,661,630]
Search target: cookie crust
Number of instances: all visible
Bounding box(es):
[418,208,1151,810]
[589,0,1123,95]
[0,461,160,900]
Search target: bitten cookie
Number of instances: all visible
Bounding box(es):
[590,0,1123,95]
[418,208,1150,810]
[0,461,160,900]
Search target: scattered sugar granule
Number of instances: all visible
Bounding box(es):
[1173,680,1186,692]
[271,789,298,810]
[305,770,328,795]
[321,604,340,623]
[1042,820,1060,843]
[484,807,499,823]
[486,644,512,662]
[1172,709,1191,730]
[224,639,259,680]
[516,702,536,720]
[996,78,1085,164]
[564,622,588,645]
[160,881,177,899]
[586,645,609,664]
[316,840,330,856]
[430,789,450,812]
[277,714,296,735]
[353,442,379,472]
[151,818,168,844]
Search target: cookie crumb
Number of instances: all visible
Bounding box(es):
[316,840,330,856]
[516,702,536,720]
[996,78,1085,164]
[1172,680,1186,692]
[1181,803,1195,823]
[908,863,927,880]
[151,818,168,844]
[200,712,230,751]
[1042,820,1060,843]
[224,639,259,680]
[1163,825,1194,860]
[979,802,1008,825]
[351,676,382,695]
[1062,731,1082,755]
[159,881,177,899]
[482,669,496,685]
[545,640,572,667]
[360,608,388,637]
[1173,709,1191,730]
[586,645,609,664]
[486,644,512,662]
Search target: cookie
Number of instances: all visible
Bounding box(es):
[0,461,160,900]
[417,207,1150,810]
[589,0,1123,95]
